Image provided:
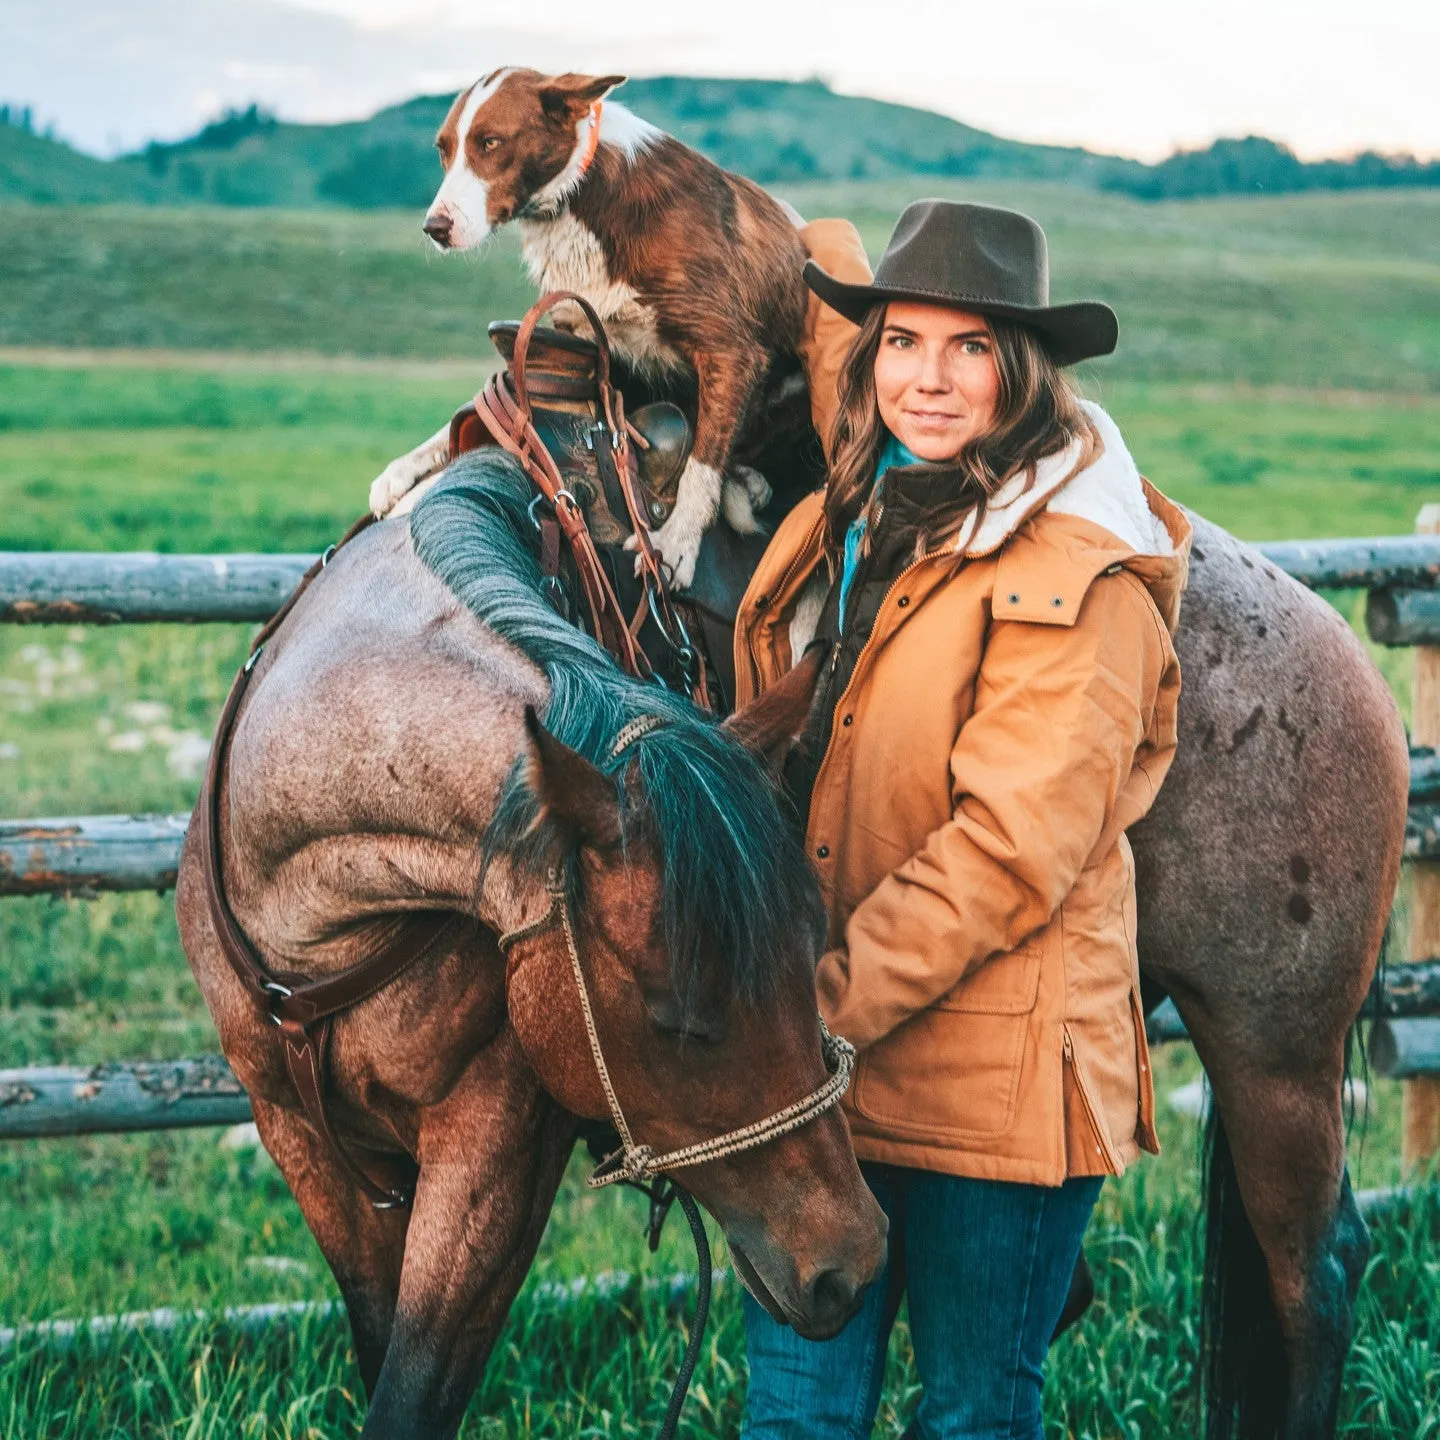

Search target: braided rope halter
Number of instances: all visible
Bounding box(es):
[496,711,855,1188]
[498,882,855,1188]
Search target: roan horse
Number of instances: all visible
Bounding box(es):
[178,431,1408,1439]
[175,452,888,1439]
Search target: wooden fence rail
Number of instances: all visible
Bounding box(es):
[15,792,1440,900]
[0,814,189,895]
[6,536,1440,639]
[0,551,313,625]
[0,1058,251,1138]
[8,1009,1440,1142]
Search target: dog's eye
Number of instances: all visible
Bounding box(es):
[482,135,503,152]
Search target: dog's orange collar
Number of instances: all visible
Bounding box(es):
[576,100,603,180]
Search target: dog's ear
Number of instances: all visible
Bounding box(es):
[538,73,627,124]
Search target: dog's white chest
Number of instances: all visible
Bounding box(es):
[518,214,686,379]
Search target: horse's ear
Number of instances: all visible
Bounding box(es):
[723,645,826,768]
[521,707,623,849]
[537,73,626,124]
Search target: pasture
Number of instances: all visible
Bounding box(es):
[1,180,1439,1437]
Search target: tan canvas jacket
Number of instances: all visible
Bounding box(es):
[730,220,1193,1184]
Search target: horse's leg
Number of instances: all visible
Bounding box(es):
[1181,1011,1369,1440]
[249,1095,410,1394]
[361,1026,574,1440]
[1129,515,1406,1438]
[1051,1251,1095,1342]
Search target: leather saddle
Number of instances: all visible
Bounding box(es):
[445,312,784,709]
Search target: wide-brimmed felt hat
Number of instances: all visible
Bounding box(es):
[804,199,1118,366]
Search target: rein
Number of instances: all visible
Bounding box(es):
[461,288,712,709]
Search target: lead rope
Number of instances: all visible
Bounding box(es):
[495,718,856,1439]
[498,891,854,1436]
[500,886,852,1440]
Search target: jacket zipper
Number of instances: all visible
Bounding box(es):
[768,511,830,619]
[744,510,829,695]
[1063,1026,1120,1172]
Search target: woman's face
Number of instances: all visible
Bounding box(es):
[873,301,1001,463]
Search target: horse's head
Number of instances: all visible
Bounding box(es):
[494,661,886,1340]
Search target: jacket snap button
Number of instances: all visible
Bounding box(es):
[1051,596,1064,607]
[754,594,769,610]
[897,596,910,608]
[842,713,853,726]
[1007,593,1020,604]
[816,844,830,859]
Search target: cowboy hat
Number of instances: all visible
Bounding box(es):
[803,199,1118,366]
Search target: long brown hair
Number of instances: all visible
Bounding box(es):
[824,304,1101,558]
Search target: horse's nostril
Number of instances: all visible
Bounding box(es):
[423,213,453,245]
[809,1266,860,1322]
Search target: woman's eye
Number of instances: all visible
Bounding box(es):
[886,334,914,350]
[962,340,989,356]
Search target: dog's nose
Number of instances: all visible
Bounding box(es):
[423,212,453,247]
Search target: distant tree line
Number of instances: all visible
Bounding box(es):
[141,105,279,177]
[4,84,1437,208]
[1102,135,1440,200]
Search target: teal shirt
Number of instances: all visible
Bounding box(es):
[838,434,924,630]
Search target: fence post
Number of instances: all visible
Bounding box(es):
[1406,504,1440,1173]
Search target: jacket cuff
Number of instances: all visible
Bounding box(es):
[816,946,881,1051]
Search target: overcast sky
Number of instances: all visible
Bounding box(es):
[4,0,1435,161]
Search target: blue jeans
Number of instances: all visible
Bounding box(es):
[741,1164,1102,1440]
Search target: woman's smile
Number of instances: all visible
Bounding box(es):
[903,407,965,430]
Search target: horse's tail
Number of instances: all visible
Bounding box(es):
[1201,1107,1287,1440]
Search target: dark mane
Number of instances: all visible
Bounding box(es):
[409,449,824,1003]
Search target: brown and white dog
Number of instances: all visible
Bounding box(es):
[368,67,810,589]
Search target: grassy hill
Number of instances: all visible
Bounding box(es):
[3,77,1436,209]
[2,183,1435,394]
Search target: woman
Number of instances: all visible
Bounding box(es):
[733,200,1191,1438]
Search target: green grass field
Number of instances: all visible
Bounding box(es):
[2,183,1439,1436]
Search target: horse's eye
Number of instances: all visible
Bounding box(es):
[654,1018,717,1044]
[482,135,503,152]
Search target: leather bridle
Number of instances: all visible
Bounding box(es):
[461,289,711,707]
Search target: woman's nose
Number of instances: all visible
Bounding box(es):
[914,351,951,393]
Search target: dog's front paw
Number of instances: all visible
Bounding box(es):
[626,511,703,591]
[370,458,418,518]
[721,466,773,535]
[370,444,445,518]
[623,456,721,591]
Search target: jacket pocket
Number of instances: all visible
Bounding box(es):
[851,942,1044,1141]
[853,1003,1030,1140]
[934,940,1044,1015]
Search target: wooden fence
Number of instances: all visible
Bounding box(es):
[4,532,1440,1166]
